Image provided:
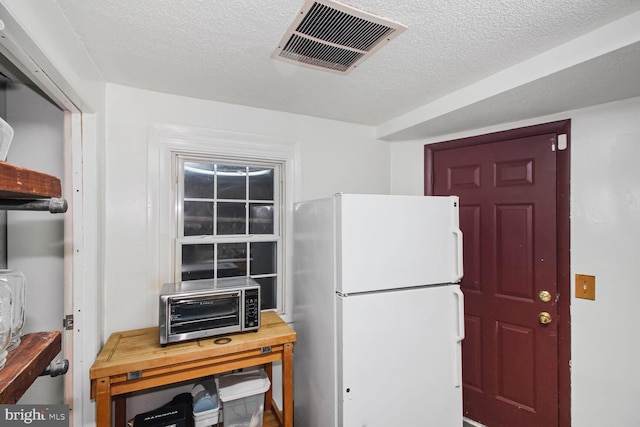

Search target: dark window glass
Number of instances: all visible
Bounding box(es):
[255,277,277,310]
[250,242,276,275]
[249,203,274,234]
[217,202,246,235]
[184,201,214,236]
[181,244,214,281]
[249,167,274,200]
[218,243,247,277]
[184,162,215,199]
[217,165,246,200]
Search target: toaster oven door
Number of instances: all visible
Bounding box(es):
[169,291,241,340]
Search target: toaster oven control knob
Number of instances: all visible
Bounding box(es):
[244,289,260,328]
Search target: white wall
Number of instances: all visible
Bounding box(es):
[102,83,389,336]
[569,98,640,425]
[390,95,640,426]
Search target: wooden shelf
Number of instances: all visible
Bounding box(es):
[0,162,64,403]
[0,161,62,199]
[0,331,62,403]
[0,161,65,403]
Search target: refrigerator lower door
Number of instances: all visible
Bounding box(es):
[337,285,464,427]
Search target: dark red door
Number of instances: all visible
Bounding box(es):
[427,127,569,427]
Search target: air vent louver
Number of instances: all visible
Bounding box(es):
[272,0,407,74]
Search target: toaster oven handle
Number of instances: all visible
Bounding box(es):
[171,290,241,304]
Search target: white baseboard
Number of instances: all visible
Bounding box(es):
[463,417,487,427]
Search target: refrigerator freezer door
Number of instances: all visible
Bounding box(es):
[337,285,464,427]
[336,194,462,294]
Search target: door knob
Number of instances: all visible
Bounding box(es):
[539,290,552,302]
[539,311,552,325]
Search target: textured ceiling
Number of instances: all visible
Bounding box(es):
[54,0,640,140]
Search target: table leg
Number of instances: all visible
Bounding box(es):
[115,396,127,427]
[265,363,273,413]
[95,378,111,427]
[283,342,294,427]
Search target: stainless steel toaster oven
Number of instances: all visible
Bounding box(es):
[159,276,260,345]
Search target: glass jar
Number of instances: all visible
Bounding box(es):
[0,270,26,351]
[0,279,11,369]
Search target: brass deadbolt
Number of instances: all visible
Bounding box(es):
[539,290,552,302]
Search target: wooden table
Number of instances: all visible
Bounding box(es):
[90,311,296,427]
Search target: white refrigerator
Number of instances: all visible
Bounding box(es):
[292,193,464,427]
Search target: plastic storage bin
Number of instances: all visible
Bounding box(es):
[193,407,220,427]
[192,378,220,427]
[0,116,14,161]
[217,369,271,427]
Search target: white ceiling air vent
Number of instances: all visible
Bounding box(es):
[272,0,407,74]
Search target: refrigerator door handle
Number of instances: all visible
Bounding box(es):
[454,287,465,388]
[454,287,465,342]
[453,228,464,282]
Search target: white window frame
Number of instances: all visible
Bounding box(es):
[148,124,300,321]
[176,155,282,310]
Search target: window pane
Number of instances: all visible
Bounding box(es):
[182,244,214,281]
[249,203,274,234]
[249,167,274,200]
[218,243,247,277]
[217,202,246,235]
[250,242,276,275]
[217,165,246,199]
[184,162,215,199]
[255,277,277,310]
[184,201,214,236]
